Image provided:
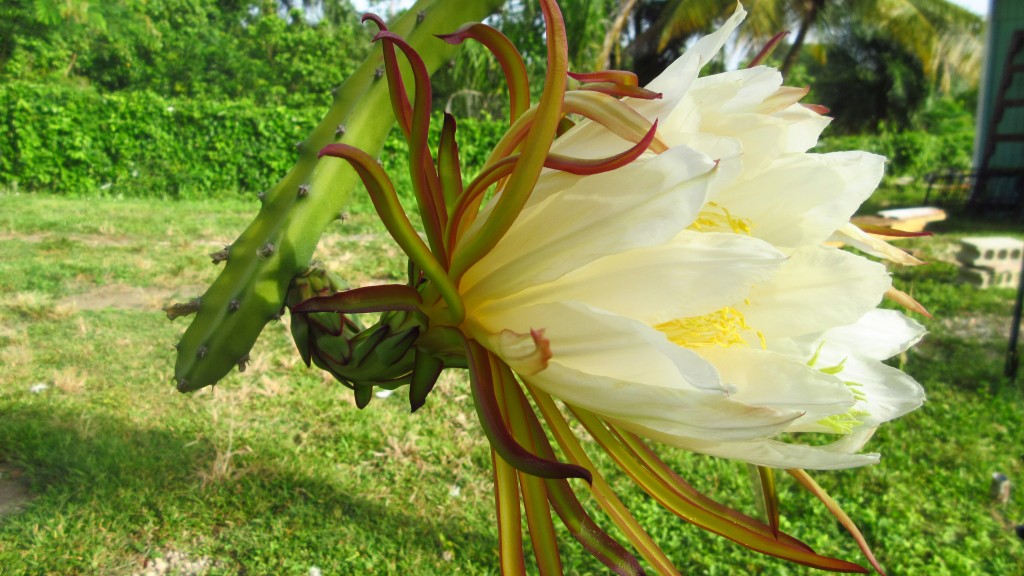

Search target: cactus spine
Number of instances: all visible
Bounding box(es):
[172,0,506,392]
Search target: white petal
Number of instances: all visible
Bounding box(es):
[626,432,882,470]
[698,347,856,427]
[830,355,925,427]
[462,147,715,303]
[815,309,926,361]
[536,363,804,443]
[739,245,892,338]
[713,152,885,251]
[481,231,784,325]
[772,103,833,154]
[470,300,723,393]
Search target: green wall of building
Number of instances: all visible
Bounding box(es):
[976,0,1024,171]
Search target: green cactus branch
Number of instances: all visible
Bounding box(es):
[172,0,507,392]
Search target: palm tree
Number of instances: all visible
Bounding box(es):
[596,0,983,92]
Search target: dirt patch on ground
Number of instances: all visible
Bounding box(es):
[0,464,34,519]
[58,284,209,312]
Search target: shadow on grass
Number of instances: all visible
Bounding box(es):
[0,404,495,574]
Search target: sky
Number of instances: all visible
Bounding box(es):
[352,0,990,16]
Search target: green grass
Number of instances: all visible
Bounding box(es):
[1,192,1022,575]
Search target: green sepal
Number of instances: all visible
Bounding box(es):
[409,349,444,412]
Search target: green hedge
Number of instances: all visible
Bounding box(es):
[0,82,507,200]
[1,82,973,201]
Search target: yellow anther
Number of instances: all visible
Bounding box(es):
[688,202,753,235]
[657,306,763,350]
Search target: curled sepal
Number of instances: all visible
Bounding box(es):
[362,14,414,139]
[370,30,448,262]
[438,22,530,125]
[448,120,657,250]
[568,70,640,87]
[437,113,463,213]
[502,375,647,576]
[562,91,668,153]
[854,224,933,239]
[885,287,933,319]
[613,428,811,552]
[492,450,528,575]
[575,83,664,101]
[788,469,887,576]
[408,349,444,413]
[466,339,592,484]
[544,119,658,176]
[449,0,569,282]
[569,71,661,100]
[318,144,464,323]
[747,31,790,68]
[571,408,869,573]
[293,284,424,314]
[752,465,781,538]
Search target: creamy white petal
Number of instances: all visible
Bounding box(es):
[462,147,715,303]
[536,363,805,443]
[713,152,885,251]
[827,355,925,427]
[739,245,892,338]
[698,348,856,426]
[772,103,833,154]
[625,431,882,470]
[471,300,724,392]
[479,231,784,325]
[816,309,926,361]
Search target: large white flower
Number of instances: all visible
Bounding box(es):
[461,5,924,470]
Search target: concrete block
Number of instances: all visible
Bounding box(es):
[957,237,1024,271]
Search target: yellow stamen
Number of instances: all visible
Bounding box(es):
[657,307,764,349]
[688,202,753,235]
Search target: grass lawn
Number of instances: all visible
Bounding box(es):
[0,191,1022,575]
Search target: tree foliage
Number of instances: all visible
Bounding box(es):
[0,0,371,106]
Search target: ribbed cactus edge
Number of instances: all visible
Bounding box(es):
[172,0,507,392]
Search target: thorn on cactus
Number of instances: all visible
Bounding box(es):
[229,299,241,312]
[374,67,384,79]
[163,298,200,320]
[295,141,304,151]
[335,124,346,137]
[196,345,208,359]
[210,245,230,264]
[416,10,425,23]
[257,191,266,203]
[258,242,276,259]
[298,184,310,198]
[237,354,250,373]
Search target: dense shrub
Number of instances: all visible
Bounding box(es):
[0,82,508,200]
